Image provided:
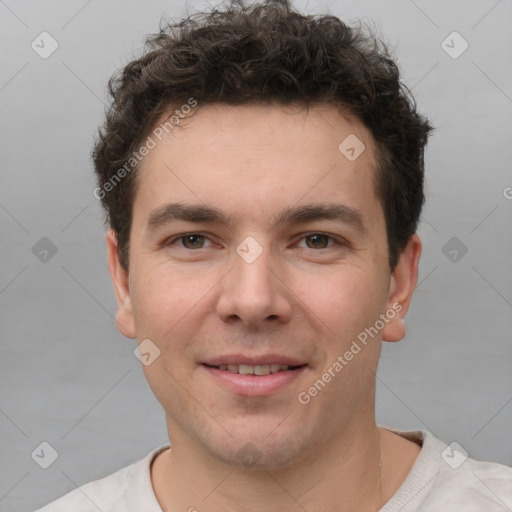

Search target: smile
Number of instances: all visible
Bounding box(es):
[204,363,305,376]
[201,360,308,396]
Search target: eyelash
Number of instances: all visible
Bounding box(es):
[164,232,346,250]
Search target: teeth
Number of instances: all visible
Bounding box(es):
[215,364,295,375]
[239,364,254,375]
[254,365,270,376]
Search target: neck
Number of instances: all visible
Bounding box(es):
[153,420,384,512]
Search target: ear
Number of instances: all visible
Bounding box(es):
[381,234,422,343]
[106,229,137,339]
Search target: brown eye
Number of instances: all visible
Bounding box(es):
[181,234,205,248]
[168,234,211,249]
[303,234,332,249]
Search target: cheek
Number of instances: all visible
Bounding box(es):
[131,259,207,319]
[295,265,384,340]
[131,267,201,397]
[132,269,170,323]
[129,260,222,372]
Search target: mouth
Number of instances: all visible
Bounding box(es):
[200,358,308,396]
[203,363,306,376]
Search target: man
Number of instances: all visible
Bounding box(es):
[36,0,512,510]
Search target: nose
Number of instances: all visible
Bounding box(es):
[215,241,293,330]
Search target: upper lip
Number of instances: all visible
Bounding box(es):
[202,354,307,367]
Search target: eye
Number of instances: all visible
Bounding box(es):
[297,233,338,249]
[164,232,344,251]
[166,233,214,249]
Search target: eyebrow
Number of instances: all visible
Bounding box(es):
[146,202,368,234]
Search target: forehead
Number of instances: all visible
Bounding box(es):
[132,103,383,231]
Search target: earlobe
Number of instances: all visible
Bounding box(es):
[106,230,137,339]
[382,234,422,343]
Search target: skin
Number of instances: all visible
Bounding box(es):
[107,103,422,511]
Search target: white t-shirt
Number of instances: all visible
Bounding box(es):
[34,429,512,511]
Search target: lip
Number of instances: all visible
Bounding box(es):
[202,354,306,367]
[201,364,307,396]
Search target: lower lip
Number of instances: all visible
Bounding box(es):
[201,365,307,396]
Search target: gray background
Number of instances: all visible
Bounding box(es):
[1,0,511,510]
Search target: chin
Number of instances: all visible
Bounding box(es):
[205,426,309,470]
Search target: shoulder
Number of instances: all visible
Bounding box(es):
[32,445,169,512]
[430,449,512,511]
[380,428,512,512]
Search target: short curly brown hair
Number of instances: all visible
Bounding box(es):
[92,0,432,271]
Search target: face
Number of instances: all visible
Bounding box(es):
[107,103,420,469]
